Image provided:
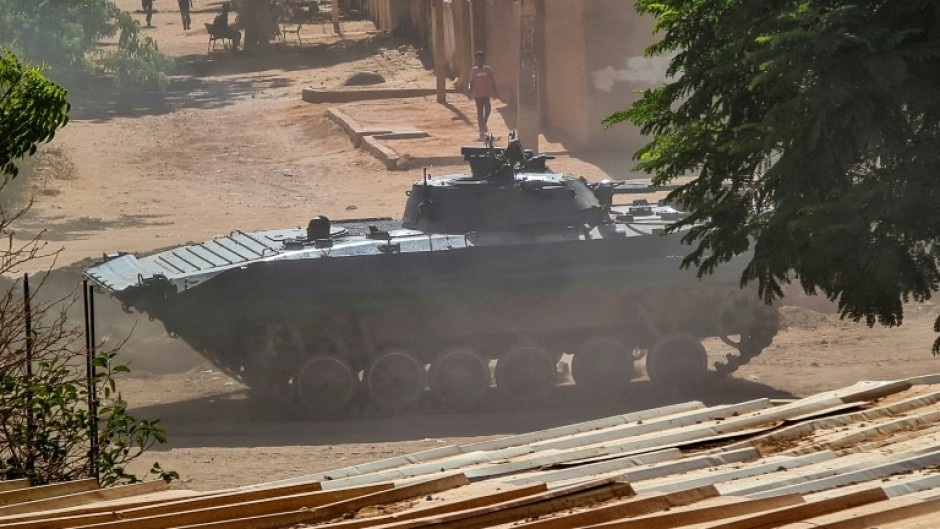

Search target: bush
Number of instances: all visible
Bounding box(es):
[0,0,171,93]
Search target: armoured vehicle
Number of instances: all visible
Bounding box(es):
[86,136,780,416]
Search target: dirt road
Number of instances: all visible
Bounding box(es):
[9,1,939,490]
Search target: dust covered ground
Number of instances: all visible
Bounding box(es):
[6,1,939,490]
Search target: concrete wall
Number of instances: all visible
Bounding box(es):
[392,0,413,29]
[369,0,416,32]
[581,0,664,151]
[542,0,589,147]
[473,0,660,150]
[480,0,520,108]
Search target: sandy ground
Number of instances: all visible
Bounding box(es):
[5,0,939,491]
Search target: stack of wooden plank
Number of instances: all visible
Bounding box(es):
[6,375,940,529]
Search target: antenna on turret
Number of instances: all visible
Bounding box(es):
[422,168,432,206]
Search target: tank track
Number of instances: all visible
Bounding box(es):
[189,286,783,418]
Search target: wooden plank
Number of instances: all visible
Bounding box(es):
[0,481,322,526]
[0,491,205,524]
[463,402,705,453]
[0,480,30,493]
[193,478,631,529]
[839,380,912,403]
[906,374,940,386]
[402,480,635,529]
[811,495,940,529]
[509,448,759,486]
[0,479,99,506]
[514,397,848,472]
[698,488,888,529]
[505,486,720,529]
[319,448,533,490]
[635,452,836,494]
[883,472,940,498]
[254,402,703,490]
[527,400,773,452]
[312,483,550,529]
[468,449,682,482]
[3,482,389,529]
[799,409,940,454]
[579,493,804,529]
[172,474,471,529]
[0,480,168,517]
[330,478,634,529]
[727,390,940,456]
[718,450,918,497]
[748,448,940,499]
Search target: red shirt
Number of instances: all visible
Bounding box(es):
[470,66,497,99]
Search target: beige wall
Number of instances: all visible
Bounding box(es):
[542,0,589,147]
[480,0,520,108]
[581,0,662,151]
[369,0,414,32]
[474,0,659,150]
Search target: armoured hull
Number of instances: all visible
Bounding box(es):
[88,215,776,415]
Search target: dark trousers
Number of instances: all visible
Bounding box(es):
[180,7,191,29]
[475,97,492,133]
[142,0,153,26]
[220,28,242,49]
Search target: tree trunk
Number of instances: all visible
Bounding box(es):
[433,0,447,104]
[332,0,341,34]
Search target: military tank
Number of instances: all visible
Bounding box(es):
[86,135,780,416]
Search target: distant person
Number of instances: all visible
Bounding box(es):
[468,50,497,141]
[142,0,154,27]
[178,0,193,30]
[212,2,242,50]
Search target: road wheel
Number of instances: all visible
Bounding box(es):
[429,348,490,408]
[365,349,426,410]
[294,354,357,417]
[495,345,556,402]
[571,337,636,395]
[646,333,708,390]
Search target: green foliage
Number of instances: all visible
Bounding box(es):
[0,290,178,485]
[608,0,940,353]
[0,48,70,179]
[0,0,170,92]
[99,11,174,92]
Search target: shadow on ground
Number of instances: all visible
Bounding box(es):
[134,378,795,450]
[70,35,418,122]
[15,213,172,242]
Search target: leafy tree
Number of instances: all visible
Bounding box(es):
[607,0,940,353]
[0,0,171,92]
[1,47,70,180]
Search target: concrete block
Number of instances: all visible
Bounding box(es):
[303,87,458,104]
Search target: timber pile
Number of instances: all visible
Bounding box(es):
[6,376,940,529]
